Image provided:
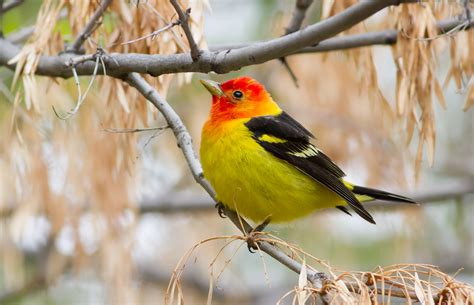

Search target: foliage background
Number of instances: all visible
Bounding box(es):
[0,0,472,304]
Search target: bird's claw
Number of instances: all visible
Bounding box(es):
[214,202,226,218]
[307,272,330,289]
[245,217,271,253]
[246,231,260,253]
[310,272,329,283]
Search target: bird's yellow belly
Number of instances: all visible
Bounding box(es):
[200,120,343,223]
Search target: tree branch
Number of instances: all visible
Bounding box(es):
[3,13,470,78]
[1,0,24,13]
[280,0,314,87]
[298,16,473,53]
[5,25,34,43]
[124,73,213,194]
[66,0,113,53]
[212,16,473,54]
[0,0,424,78]
[138,179,474,214]
[285,0,314,35]
[169,0,201,61]
[2,179,470,219]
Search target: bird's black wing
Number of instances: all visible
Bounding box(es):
[245,112,375,224]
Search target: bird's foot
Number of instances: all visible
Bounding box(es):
[214,202,226,218]
[307,272,330,290]
[246,231,262,253]
[246,217,271,253]
[309,272,329,284]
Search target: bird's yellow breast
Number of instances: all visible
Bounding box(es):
[200,118,343,223]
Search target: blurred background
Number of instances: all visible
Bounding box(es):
[0,0,473,304]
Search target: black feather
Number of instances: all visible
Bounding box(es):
[245,111,314,140]
[352,186,416,203]
[336,205,352,216]
[245,112,376,224]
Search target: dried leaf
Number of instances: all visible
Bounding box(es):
[434,79,446,109]
[116,82,130,113]
[462,81,474,112]
[414,272,427,305]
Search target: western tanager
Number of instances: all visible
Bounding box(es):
[200,77,415,225]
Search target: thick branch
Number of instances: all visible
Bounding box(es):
[66,0,113,52]
[0,0,422,78]
[299,16,473,53]
[3,14,470,78]
[169,0,201,61]
[212,17,473,54]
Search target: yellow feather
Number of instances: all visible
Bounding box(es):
[200,119,347,223]
[258,134,287,143]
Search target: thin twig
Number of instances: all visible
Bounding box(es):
[280,57,300,88]
[400,19,470,41]
[103,126,169,133]
[66,53,97,67]
[104,125,171,151]
[53,52,102,119]
[1,0,24,13]
[464,0,471,23]
[169,0,201,61]
[5,25,34,43]
[285,0,314,35]
[119,20,181,46]
[67,0,113,53]
[280,0,314,87]
[6,10,68,44]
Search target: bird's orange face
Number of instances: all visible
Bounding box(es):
[201,77,281,124]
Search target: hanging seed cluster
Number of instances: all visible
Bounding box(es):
[321,0,473,179]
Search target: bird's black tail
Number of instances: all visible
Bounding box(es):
[352,185,416,204]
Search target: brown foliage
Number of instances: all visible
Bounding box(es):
[0,0,472,304]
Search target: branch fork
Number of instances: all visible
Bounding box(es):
[169,0,201,61]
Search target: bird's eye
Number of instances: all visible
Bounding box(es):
[232,90,243,99]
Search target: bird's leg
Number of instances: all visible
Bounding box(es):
[214,202,226,218]
[246,216,271,253]
[308,272,329,284]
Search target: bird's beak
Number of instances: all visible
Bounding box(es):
[200,79,224,97]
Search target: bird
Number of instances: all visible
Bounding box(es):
[199,76,415,227]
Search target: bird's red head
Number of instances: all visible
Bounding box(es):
[201,77,281,124]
